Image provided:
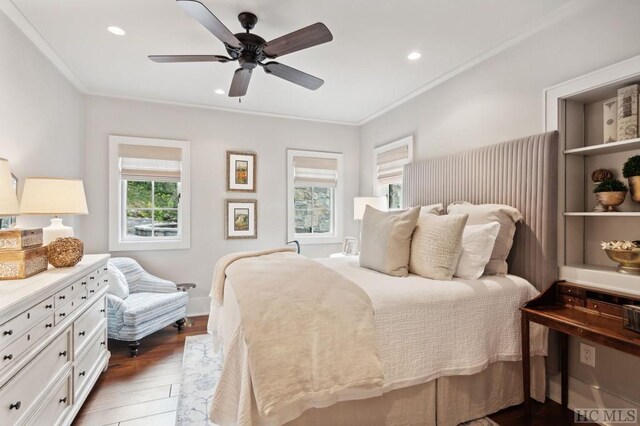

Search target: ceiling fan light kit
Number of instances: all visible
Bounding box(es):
[149,0,333,98]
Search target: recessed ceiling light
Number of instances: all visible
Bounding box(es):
[407,51,422,61]
[214,89,225,95]
[107,26,126,36]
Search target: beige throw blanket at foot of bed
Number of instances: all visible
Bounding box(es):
[216,251,384,425]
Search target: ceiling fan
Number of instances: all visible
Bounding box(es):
[149,0,333,97]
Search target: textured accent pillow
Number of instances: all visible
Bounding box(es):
[421,203,444,215]
[359,205,421,277]
[107,263,130,299]
[455,222,501,279]
[447,202,522,275]
[409,213,468,280]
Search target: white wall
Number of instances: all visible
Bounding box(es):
[359,0,640,413]
[0,10,83,230]
[81,96,359,314]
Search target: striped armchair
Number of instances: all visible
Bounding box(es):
[107,257,188,356]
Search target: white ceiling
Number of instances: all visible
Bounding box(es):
[9,0,581,124]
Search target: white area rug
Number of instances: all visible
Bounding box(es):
[176,334,499,426]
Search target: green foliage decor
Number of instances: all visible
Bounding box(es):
[623,154,640,178]
[593,179,628,193]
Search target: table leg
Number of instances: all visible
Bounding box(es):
[521,313,531,423]
[560,332,569,408]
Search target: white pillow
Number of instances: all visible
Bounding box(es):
[455,222,501,279]
[420,203,444,215]
[107,263,129,299]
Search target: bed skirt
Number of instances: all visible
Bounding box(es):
[285,356,545,426]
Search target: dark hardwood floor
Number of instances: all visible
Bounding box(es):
[74,314,577,425]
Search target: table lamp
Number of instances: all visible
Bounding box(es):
[20,178,88,244]
[0,158,19,229]
[353,196,387,254]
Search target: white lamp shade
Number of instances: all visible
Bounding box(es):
[0,158,19,216]
[20,178,88,215]
[354,196,387,220]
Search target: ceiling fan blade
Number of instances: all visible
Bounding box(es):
[262,62,324,90]
[177,0,243,50]
[148,55,231,63]
[229,68,252,97]
[263,22,333,58]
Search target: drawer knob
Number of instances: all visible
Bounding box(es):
[59,350,67,357]
[78,331,86,337]
[82,296,87,300]
[45,304,53,309]
[3,330,12,336]
[59,397,67,404]
[81,281,87,286]
[9,401,21,410]
[568,289,572,293]
[3,354,13,360]
[100,341,106,346]
[79,371,86,377]
[59,295,66,300]
[90,277,95,280]
[593,304,598,309]
[89,290,95,294]
[100,309,105,313]
[45,323,53,328]
[59,313,66,317]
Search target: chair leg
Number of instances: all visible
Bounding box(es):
[128,340,140,357]
[176,318,186,333]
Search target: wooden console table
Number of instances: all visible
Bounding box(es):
[521,280,640,420]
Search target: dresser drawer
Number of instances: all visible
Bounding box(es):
[586,299,623,317]
[75,329,107,398]
[74,297,106,356]
[0,296,55,351]
[0,327,71,425]
[0,315,54,374]
[559,294,586,307]
[27,373,71,426]
[87,273,108,297]
[54,280,85,309]
[558,284,586,299]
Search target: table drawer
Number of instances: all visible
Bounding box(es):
[0,296,55,351]
[74,297,106,356]
[558,284,586,299]
[87,273,108,297]
[75,329,107,398]
[0,327,71,425]
[559,294,585,307]
[0,315,54,374]
[586,299,623,317]
[27,373,71,426]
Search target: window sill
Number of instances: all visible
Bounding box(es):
[292,235,342,245]
[109,239,190,252]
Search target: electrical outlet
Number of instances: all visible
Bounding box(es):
[580,343,596,367]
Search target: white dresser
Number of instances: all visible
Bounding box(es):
[0,254,110,425]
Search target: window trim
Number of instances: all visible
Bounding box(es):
[109,135,191,251]
[373,136,413,210]
[287,149,343,245]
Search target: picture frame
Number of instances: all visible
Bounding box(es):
[227,151,256,192]
[342,237,358,256]
[0,174,18,230]
[225,199,257,239]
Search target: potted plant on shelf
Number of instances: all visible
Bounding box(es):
[623,154,640,202]
[591,168,613,212]
[593,179,628,212]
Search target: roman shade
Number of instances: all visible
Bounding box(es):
[119,144,182,182]
[293,156,338,188]
[376,143,410,185]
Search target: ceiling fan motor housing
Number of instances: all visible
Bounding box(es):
[229,32,267,69]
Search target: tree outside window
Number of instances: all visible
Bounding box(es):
[125,181,180,238]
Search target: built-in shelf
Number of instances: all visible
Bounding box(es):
[564,137,640,156]
[560,264,640,299]
[564,212,640,217]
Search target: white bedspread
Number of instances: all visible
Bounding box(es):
[210,256,548,425]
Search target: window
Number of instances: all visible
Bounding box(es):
[287,150,343,244]
[373,136,413,210]
[109,136,190,251]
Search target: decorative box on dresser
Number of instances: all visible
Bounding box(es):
[0,254,110,425]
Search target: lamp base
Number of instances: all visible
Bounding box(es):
[43,218,74,245]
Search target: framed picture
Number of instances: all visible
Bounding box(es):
[227,151,256,192]
[0,174,18,229]
[343,237,358,256]
[225,199,257,239]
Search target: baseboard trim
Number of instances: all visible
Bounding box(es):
[548,374,640,425]
[187,296,210,317]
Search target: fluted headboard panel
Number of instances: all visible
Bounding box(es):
[403,131,558,291]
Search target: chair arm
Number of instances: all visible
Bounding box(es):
[106,294,128,316]
[137,272,178,293]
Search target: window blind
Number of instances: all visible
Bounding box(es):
[119,144,182,182]
[293,156,338,188]
[376,144,409,185]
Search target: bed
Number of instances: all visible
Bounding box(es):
[209,131,558,426]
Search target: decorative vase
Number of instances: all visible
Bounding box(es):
[605,249,640,275]
[595,191,627,212]
[592,183,606,212]
[629,176,640,203]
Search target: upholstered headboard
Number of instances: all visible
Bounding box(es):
[403,131,558,291]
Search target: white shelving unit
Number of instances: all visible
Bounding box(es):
[545,54,640,289]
